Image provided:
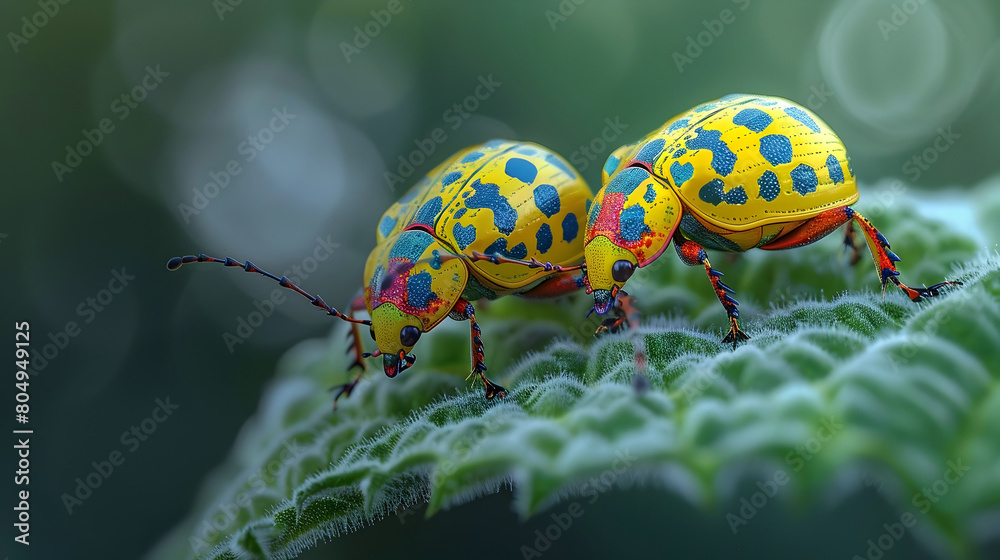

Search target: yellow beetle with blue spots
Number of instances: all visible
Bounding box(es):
[477,94,961,347]
[168,139,593,403]
[583,93,961,346]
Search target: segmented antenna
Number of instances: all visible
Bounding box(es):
[166,253,371,326]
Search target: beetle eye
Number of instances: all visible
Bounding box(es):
[399,325,421,347]
[611,260,636,283]
[369,328,376,341]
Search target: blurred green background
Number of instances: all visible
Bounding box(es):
[1,0,998,558]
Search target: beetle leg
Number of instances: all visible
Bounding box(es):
[325,293,373,410]
[674,233,749,349]
[517,270,588,299]
[759,207,853,251]
[345,292,369,372]
[848,208,963,301]
[516,270,640,335]
[329,371,364,411]
[451,299,507,399]
[843,221,862,266]
[594,291,641,335]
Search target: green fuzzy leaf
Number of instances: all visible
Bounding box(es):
[147,200,1000,560]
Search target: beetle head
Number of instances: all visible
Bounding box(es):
[583,165,683,315]
[364,230,469,376]
[584,235,637,314]
[369,303,422,377]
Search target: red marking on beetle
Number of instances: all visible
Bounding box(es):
[627,160,652,173]
[589,192,648,251]
[588,192,627,243]
[680,241,704,265]
[403,223,435,236]
[371,258,445,318]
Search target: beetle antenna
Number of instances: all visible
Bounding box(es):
[166,253,371,326]
[467,251,585,272]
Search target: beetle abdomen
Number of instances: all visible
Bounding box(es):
[677,212,806,253]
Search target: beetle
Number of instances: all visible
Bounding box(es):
[168,139,596,403]
[475,94,961,347]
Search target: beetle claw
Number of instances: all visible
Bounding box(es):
[721,317,750,350]
[482,378,507,399]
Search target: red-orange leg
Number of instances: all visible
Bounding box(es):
[847,208,962,300]
[518,270,588,299]
[451,299,506,399]
[758,207,853,251]
[673,233,749,349]
[761,206,962,301]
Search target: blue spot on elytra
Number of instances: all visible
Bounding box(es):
[826,154,845,184]
[389,230,433,262]
[588,201,601,228]
[442,172,462,186]
[461,151,484,163]
[536,223,552,254]
[505,157,537,183]
[670,161,694,187]
[465,179,518,235]
[790,163,818,195]
[619,205,651,242]
[733,108,773,133]
[759,134,793,165]
[533,184,561,218]
[784,106,820,133]
[635,138,666,164]
[672,148,687,158]
[605,167,649,195]
[406,271,437,309]
[483,139,507,148]
[562,213,578,242]
[603,155,620,177]
[452,222,476,251]
[668,118,690,133]
[429,249,442,270]
[454,208,467,220]
[483,238,527,260]
[726,186,748,205]
[643,185,657,203]
[757,170,780,201]
[545,153,576,178]
[699,179,747,206]
[412,196,443,226]
[378,215,397,237]
[516,146,537,156]
[686,127,737,176]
